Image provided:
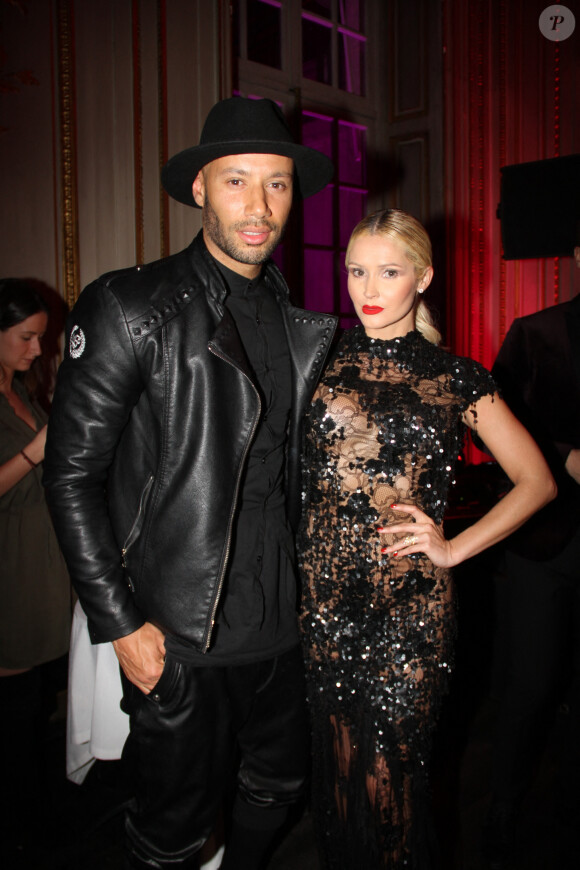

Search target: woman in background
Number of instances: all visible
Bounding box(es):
[0,278,71,850]
[298,210,555,868]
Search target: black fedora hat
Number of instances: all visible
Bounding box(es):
[161,97,334,207]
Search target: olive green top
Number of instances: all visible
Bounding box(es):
[0,379,71,669]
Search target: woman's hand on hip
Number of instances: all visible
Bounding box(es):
[378,503,457,568]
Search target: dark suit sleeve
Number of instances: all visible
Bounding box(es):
[493,316,574,465]
[43,279,146,644]
[492,319,532,424]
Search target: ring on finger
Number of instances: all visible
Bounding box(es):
[403,534,418,546]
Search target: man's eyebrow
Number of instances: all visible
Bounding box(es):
[217,166,294,179]
[217,166,250,176]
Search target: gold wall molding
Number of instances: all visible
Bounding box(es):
[57,0,80,310]
[157,0,169,258]
[132,0,144,264]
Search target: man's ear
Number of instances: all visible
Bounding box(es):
[192,170,205,207]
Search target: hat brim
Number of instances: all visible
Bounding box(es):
[161,141,334,207]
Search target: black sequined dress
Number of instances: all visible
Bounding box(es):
[298,327,496,869]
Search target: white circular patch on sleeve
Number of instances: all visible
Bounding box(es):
[69,325,86,359]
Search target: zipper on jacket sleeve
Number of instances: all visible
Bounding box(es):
[204,344,261,651]
[121,474,154,569]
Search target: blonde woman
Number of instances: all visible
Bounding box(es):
[298,209,556,869]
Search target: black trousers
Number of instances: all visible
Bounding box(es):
[490,525,580,808]
[120,645,310,867]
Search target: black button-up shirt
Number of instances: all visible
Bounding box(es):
[166,260,299,665]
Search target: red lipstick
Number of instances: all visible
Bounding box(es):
[362,305,384,315]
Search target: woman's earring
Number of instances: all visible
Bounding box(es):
[417,288,424,294]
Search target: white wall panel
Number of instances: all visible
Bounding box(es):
[0,0,223,306]
[0,0,60,287]
[74,0,135,284]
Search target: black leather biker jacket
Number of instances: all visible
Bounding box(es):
[44,232,337,650]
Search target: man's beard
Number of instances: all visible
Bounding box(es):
[202,196,286,266]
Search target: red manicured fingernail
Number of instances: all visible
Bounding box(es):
[391,504,398,509]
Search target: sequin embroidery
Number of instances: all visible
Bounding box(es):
[298,327,496,869]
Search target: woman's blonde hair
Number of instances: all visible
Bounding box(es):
[345,208,441,345]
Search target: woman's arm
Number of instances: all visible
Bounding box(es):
[381,392,557,568]
[0,425,47,498]
[565,448,580,485]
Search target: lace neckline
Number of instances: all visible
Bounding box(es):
[340,326,426,359]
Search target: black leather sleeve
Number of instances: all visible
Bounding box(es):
[44,277,147,644]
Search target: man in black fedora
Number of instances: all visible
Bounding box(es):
[44,96,337,869]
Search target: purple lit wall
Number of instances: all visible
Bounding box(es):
[237,0,368,327]
[302,113,367,327]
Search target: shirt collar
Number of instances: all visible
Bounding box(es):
[214,259,263,298]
